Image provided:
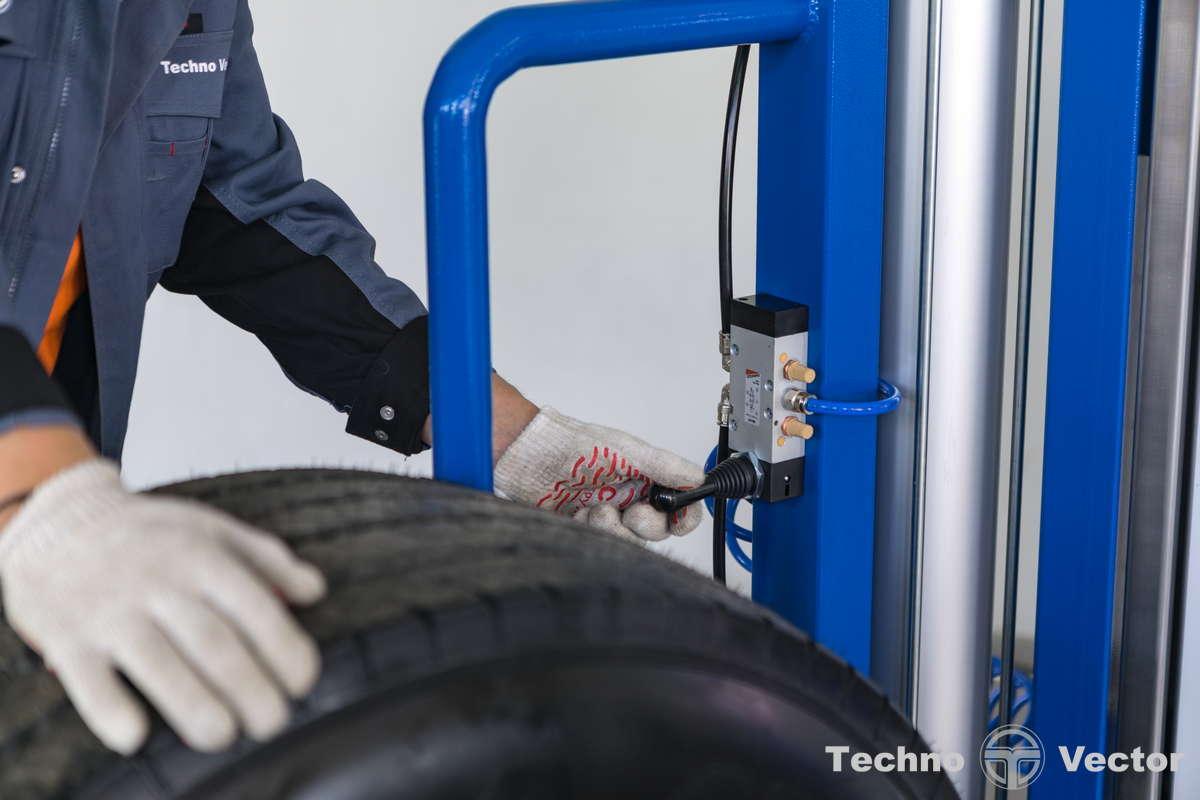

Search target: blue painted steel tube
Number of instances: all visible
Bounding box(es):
[751,0,889,673]
[1031,0,1148,797]
[424,0,813,490]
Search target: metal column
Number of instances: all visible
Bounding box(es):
[910,4,1021,797]
[1175,450,1200,796]
[1032,0,1149,797]
[873,0,931,715]
[751,0,890,673]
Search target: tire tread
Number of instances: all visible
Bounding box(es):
[0,470,956,800]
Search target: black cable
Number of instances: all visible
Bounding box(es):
[714,45,751,585]
[719,45,752,335]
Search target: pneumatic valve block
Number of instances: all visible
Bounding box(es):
[647,293,813,515]
[728,294,811,503]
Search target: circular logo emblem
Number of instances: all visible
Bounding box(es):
[980,725,1045,790]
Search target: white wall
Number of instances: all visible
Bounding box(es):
[123,1,759,590]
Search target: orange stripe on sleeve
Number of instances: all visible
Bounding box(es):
[36,232,87,374]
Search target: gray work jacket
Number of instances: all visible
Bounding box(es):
[0,0,430,458]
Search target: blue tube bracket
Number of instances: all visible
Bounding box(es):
[424,0,891,679]
[425,0,815,492]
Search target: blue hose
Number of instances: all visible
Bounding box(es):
[701,377,902,573]
[988,656,1034,728]
[805,380,902,417]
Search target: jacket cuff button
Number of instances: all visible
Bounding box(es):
[10,166,27,184]
[380,405,396,422]
[374,430,390,443]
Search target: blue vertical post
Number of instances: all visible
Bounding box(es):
[1032,0,1148,797]
[751,0,890,673]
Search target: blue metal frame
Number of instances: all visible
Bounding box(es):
[423,0,813,491]
[424,0,890,675]
[1032,0,1148,796]
[751,1,889,673]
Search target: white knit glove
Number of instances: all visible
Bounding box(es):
[0,460,326,755]
[495,409,706,542]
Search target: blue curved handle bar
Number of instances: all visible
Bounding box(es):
[424,0,814,490]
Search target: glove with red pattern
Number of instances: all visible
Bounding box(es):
[495,409,706,542]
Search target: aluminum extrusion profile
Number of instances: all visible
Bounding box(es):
[1113,1,1200,796]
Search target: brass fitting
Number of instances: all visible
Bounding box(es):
[781,417,815,441]
[783,360,817,384]
[717,384,733,427]
[781,388,811,414]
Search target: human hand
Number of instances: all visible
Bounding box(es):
[0,460,326,754]
[495,409,705,542]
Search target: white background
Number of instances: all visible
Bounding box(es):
[123,0,760,591]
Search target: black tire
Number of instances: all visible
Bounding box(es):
[0,470,957,800]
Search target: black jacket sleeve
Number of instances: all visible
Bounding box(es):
[160,190,430,456]
[0,325,75,431]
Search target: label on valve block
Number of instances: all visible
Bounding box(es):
[744,370,762,426]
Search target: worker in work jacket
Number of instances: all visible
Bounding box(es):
[0,0,706,756]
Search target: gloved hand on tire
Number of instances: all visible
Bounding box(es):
[0,459,326,755]
[496,408,706,542]
[0,408,704,758]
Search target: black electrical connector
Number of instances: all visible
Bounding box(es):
[649,452,762,515]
